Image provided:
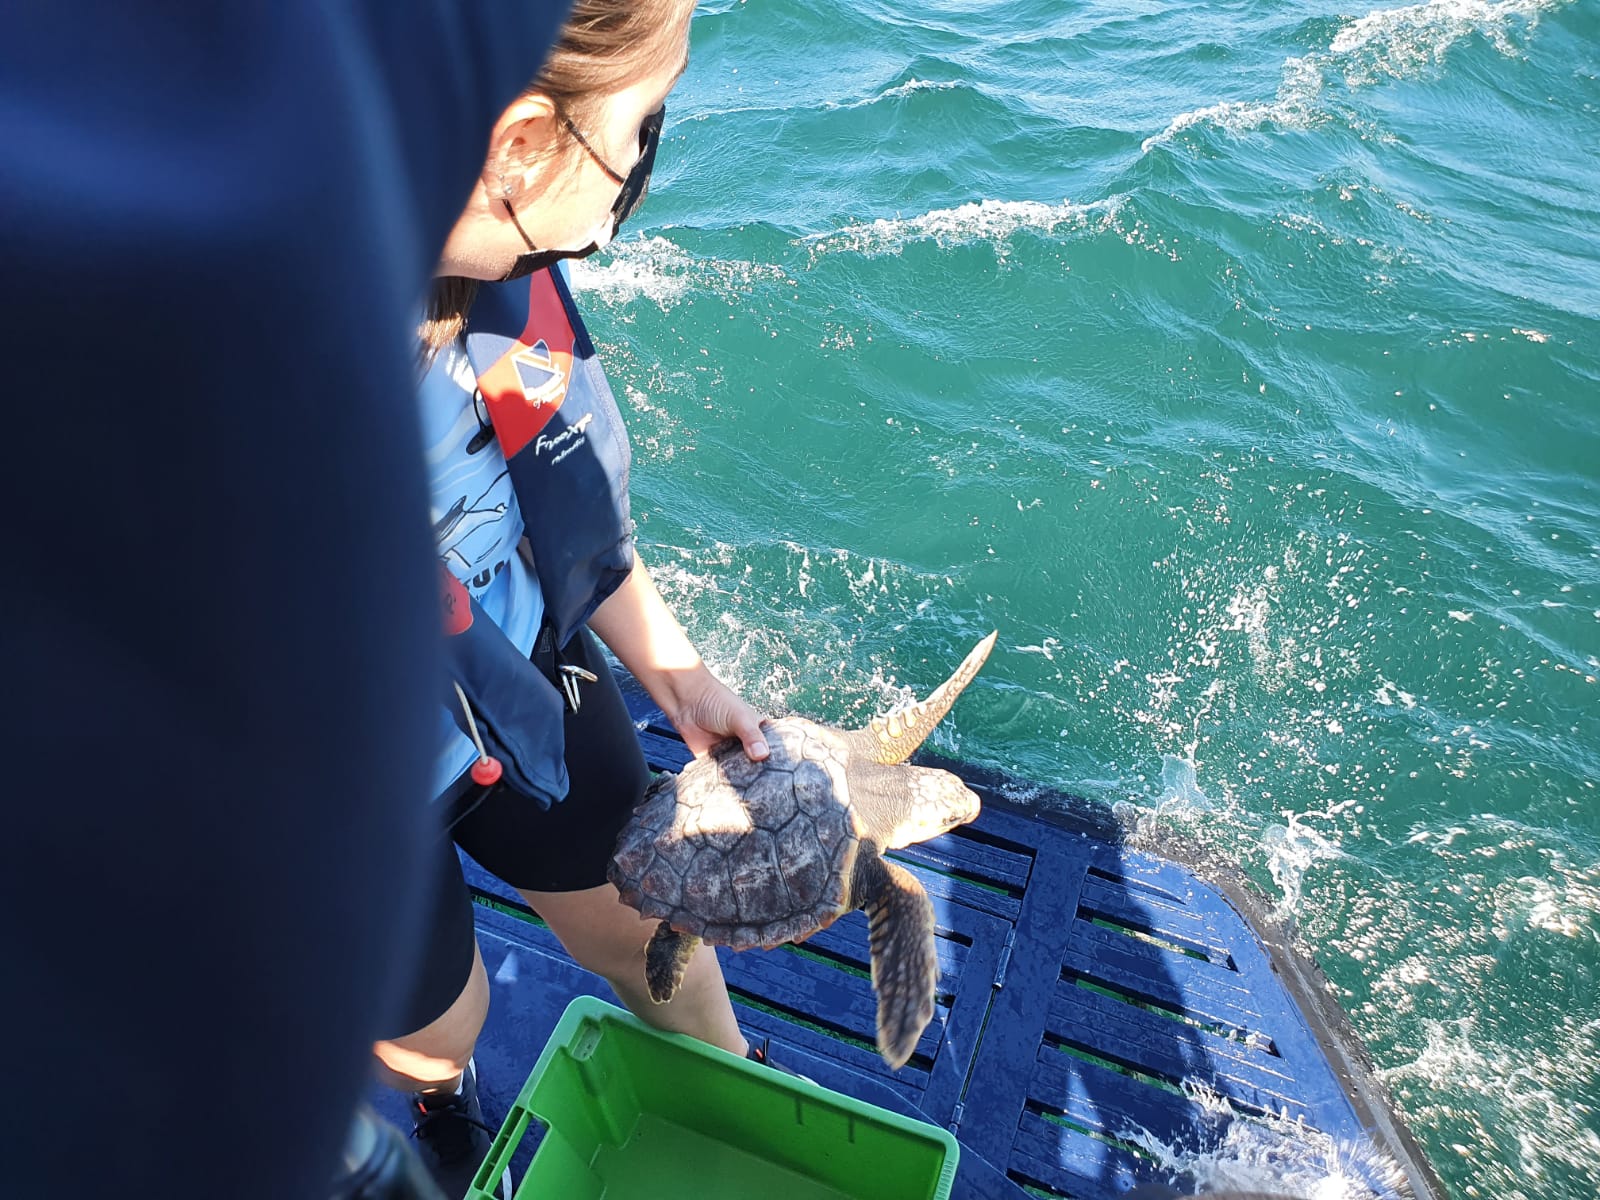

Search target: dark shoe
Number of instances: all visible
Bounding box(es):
[747,1037,816,1084]
[409,1060,511,1199]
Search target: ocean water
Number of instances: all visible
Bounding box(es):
[571,2,1600,1196]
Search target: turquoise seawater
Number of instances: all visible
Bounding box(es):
[571,2,1600,1195]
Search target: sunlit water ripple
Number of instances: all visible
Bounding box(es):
[573,2,1600,1194]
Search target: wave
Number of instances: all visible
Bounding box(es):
[803,195,1125,258]
[1328,0,1558,79]
[679,77,970,125]
[822,76,969,112]
[1142,55,1330,150]
[877,77,963,100]
[569,235,792,310]
[1142,0,1564,151]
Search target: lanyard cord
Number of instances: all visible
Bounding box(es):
[452,681,490,764]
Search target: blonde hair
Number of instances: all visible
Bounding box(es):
[419,0,695,360]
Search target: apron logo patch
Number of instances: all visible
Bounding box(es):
[476,272,578,458]
[513,339,567,407]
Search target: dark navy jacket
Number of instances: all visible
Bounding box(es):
[2,5,572,1197]
[443,266,636,805]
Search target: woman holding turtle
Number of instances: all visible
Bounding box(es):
[376,3,772,1193]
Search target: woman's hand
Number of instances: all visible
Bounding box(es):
[666,667,770,761]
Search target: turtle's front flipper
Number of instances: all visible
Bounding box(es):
[644,921,700,1004]
[855,854,939,1069]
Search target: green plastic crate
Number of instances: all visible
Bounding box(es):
[468,996,959,1200]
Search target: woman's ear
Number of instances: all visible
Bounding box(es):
[486,92,562,198]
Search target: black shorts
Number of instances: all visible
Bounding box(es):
[384,626,651,1038]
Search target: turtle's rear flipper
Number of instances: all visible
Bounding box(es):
[857,855,938,1069]
[645,921,699,1004]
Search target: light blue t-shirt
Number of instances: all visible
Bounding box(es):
[419,339,544,797]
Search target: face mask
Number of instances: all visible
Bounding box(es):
[500,105,665,282]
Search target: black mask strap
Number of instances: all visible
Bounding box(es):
[503,198,539,253]
[497,104,666,283]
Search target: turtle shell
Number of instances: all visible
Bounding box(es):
[608,717,860,951]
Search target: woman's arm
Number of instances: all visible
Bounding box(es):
[588,553,770,761]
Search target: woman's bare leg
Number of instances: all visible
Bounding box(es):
[521,882,746,1056]
[372,942,488,1092]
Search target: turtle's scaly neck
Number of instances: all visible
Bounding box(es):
[842,743,921,849]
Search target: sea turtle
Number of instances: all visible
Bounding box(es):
[608,632,997,1069]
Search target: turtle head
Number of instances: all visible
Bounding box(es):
[881,766,982,850]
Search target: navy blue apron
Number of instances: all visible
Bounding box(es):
[437,267,636,807]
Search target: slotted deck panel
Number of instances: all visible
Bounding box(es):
[397,679,1438,1200]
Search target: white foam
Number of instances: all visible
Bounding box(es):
[641,540,977,737]
[1126,1081,1406,1199]
[1373,678,1418,708]
[1262,815,1344,918]
[1016,637,1061,661]
[568,235,790,310]
[1143,0,1564,150]
[1227,578,1279,685]
[1384,1015,1600,1195]
[677,102,786,125]
[823,77,970,113]
[1492,872,1600,941]
[1086,526,1412,845]
[878,77,964,101]
[1144,55,1328,150]
[804,195,1124,259]
[1329,0,1556,79]
[682,78,966,126]
[1157,753,1216,814]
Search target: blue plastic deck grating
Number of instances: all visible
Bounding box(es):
[379,680,1441,1200]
